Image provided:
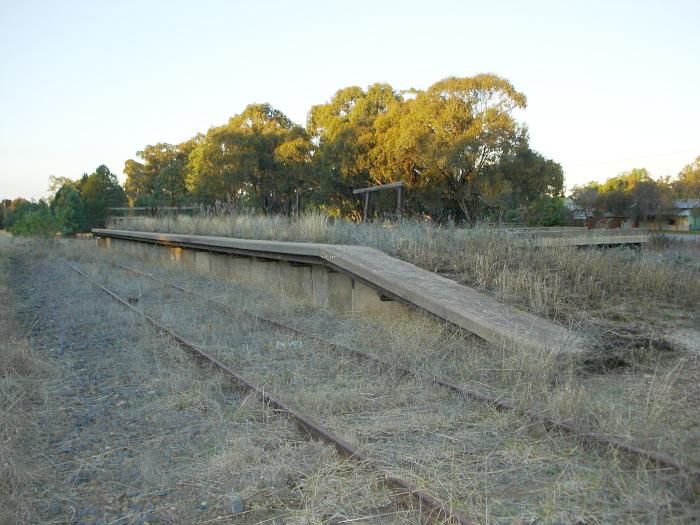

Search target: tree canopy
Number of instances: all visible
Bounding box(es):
[79,165,128,227]
[674,155,700,199]
[308,83,401,217]
[569,167,684,221]
[124,138,201,206]
[8,76,696,233]
[50,184,86,235]
[128,75,563,222]
[375,74,528,221]
[185,103,312,213]
[5,165,127,237]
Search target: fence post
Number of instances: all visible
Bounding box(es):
[353,181,404,222]
[397,185,404,218]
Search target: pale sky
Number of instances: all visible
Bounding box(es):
[1,0,698,200]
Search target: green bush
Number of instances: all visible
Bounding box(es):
[522,196,571,226]
[7,202,58,241]
[51,186,86,235]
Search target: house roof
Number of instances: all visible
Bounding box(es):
[675,199,700,209]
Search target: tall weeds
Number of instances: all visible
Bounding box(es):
[111,212,700,328]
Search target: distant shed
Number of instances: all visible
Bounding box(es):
[637,199,700,231]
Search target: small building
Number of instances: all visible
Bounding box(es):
[637,199,700,231]
[566,198,699,231]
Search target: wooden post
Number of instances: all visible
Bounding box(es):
[353,181,405,223]
[397,185,404,218]
[295,191,301,216]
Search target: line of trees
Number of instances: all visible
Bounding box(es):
[569,158,700,222]
[123,74,567,224]
[6,73,696,238]
[1,165,126,236]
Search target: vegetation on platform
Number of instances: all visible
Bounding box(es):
[113,212,700,318]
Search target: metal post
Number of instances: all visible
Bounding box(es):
[295,192,301,216]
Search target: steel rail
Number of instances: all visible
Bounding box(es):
[63,260,473,525]
[110,261,700,483]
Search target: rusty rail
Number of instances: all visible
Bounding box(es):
[110,261,699,483]
[63,260,473,525]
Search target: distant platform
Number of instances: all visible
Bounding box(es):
[504,227,649,247]
[649,231,700,242]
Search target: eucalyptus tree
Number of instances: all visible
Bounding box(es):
[569,183,601,222]
[375,74,527,222]
[675,155,700,198]
[308,83,401,216]
[478,141,564,220]
[573,168,675,221]
[596,168,656,217]
[124,137,201,206]
[186,104,312,213]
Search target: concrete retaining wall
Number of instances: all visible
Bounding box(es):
[107,238,364,315]
[93,229,588,357]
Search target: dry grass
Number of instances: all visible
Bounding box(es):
[64,240,700,523]
[111,213,699,337]
[0,237,420,524]
[76,241,700,466]
[0,250,54,522]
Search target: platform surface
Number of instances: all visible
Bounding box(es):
[505,227,649,247]
[95,229,587,356]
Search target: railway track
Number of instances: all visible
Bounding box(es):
[62,254,699,522]
[63,259,473,524]
[108,260,699,484]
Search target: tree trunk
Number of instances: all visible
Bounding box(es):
[439,167,475,224]
[456,197,473,224]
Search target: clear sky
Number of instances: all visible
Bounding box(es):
[1,0,698,200]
